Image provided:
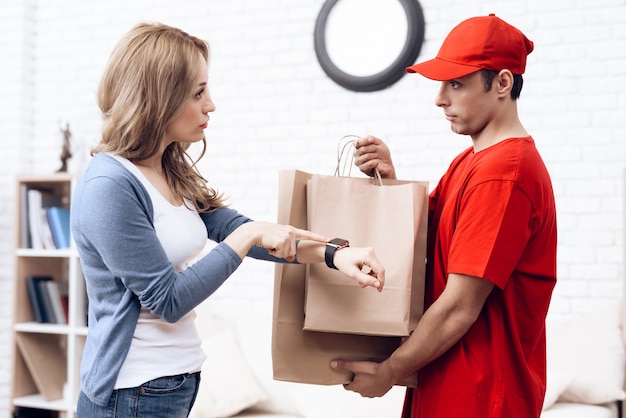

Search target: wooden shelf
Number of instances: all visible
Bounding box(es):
[13,323,89,337]
[13,394,70,411]
[14,323,71,335]
[15,248,76,257]
[11,175,85,418]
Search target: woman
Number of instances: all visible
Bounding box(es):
[71,22,385,418]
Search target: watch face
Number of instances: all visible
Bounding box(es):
[329,238,349,248]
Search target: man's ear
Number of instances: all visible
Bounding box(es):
[496,70,514,98]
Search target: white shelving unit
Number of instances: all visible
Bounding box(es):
[11,174,87,418]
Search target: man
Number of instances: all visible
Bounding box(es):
[331,14,557,417]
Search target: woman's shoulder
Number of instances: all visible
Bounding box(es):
[83,153,126,177]
[77,153,149,200]
[81,154,138,184]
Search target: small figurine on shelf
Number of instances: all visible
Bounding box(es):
[56,123,73,173]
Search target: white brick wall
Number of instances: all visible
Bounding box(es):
[1,0,624,415]
[0,0,37,413]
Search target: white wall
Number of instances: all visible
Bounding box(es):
[0,0,624,415]
[0,1,37,415]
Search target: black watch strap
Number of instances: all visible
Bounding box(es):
[325,238,349,270]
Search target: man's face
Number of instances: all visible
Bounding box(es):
[434,71,497,137]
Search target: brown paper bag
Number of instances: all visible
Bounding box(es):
[271,169,418,386]
[304,174,428,336]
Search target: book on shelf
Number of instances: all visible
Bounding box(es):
[19,185,31,249]
[45,206,71,249]
[26,189,44,250]
[39,210,56,250]
[24,188,66,250]
[37,279,56,324]
[44,280,67,324]
[26,277,52,323]
[56,280,70,323]
[26,276,68,324]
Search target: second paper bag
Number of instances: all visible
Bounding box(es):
[305,174,428,337]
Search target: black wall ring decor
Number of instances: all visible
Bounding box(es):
[314,0,425,92]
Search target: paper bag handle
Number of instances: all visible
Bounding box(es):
[334,135,384,186]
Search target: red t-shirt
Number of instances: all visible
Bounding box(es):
[402,137,557,418]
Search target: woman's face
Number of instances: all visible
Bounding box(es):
[164,57,215,145]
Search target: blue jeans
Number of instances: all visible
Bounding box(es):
[77,372,201,418]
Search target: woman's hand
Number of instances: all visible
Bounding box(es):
[225,221,329,261]
[333,247,386,291]
[354,136,397,180]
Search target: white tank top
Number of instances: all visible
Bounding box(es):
[112,155,208,389]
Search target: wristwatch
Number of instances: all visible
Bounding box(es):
[325,238,350,270]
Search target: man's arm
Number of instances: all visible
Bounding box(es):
[332,273,495,398]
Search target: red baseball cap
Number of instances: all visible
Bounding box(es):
[406,14,534,80]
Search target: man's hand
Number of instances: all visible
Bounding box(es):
[330,359,394,398]
[354,136,397,180]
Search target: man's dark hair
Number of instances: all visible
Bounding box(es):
[480,69,524,100]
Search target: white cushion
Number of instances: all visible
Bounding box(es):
[235,313,301,415]
[546,300,626,405]
[542,369,574,411]
[286,383,406,418]
[190,326,267,418]
[233,312,406,418]
[236,413,302,418]
[540,402,617,418]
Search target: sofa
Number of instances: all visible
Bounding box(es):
[189,299,625,418]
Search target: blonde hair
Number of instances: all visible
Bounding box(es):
[94,22,224,211]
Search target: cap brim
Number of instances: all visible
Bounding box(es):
[406,58,483,81]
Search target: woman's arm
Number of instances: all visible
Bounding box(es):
[203,208,385,290]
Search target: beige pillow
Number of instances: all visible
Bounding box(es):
[189,326,267,418]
